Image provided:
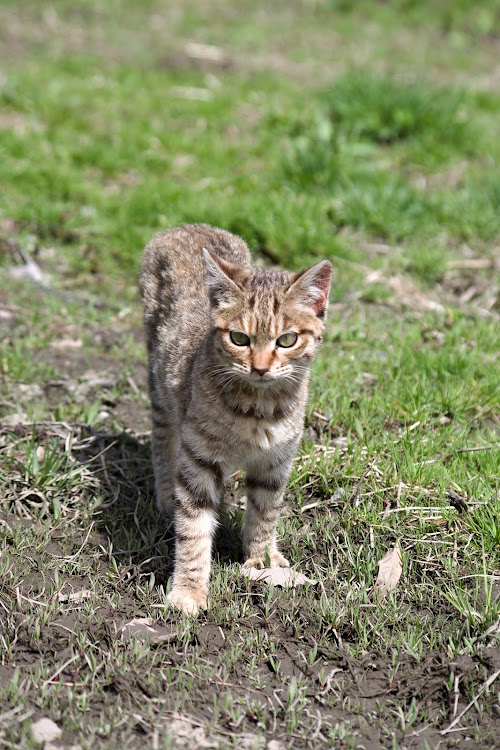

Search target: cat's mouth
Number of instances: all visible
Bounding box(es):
[216,363,292,388]
[250,373,275,385]
[247,369,290,387]
[233,368,278,386]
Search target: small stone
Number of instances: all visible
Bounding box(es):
[120,617,177,645]
[31,717,62,744]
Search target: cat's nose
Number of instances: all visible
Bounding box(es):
[253,367,269,377]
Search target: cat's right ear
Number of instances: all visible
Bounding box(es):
[202,248,247,307]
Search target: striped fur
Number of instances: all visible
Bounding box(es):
[139,224,331,614]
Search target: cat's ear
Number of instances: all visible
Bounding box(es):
[286,259,332,318]
[202,248,248,307]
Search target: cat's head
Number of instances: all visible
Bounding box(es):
[202,248,332,387]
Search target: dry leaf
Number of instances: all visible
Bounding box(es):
[120,617,176,645]
[242,567,317,588]
[10,258,50,285]
[184,42,226,63]
[482,618,500,640]
[57,590,93,604]
[162,713,215,749]
[50,338,83,350]
[374,542,403,600]
[171,86,213,101]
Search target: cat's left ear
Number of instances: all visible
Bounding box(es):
[286,260,332,318]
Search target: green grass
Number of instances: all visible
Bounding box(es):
[0,0,499,748]
[322,0,500,36]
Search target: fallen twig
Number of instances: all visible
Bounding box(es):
[441,668,500,735]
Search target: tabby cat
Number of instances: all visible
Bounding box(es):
[139,224,332,614]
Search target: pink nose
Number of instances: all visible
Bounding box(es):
[253,367,269,377]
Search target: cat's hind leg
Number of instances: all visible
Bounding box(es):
[150,405,181,517]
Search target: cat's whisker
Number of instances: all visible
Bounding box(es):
[214,374,247,396]
[210,365,230,372]
[213,373,239,388]
[284,376,303,387]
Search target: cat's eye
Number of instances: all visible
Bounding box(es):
[276,332,298,348]
[230,331,250,346]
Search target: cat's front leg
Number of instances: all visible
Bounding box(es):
[167,444,223,615]
[242,457,293,570]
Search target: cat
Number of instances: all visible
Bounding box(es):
[139,224,332,615]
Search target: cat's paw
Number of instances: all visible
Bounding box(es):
[242,551,290,570]
[167,586,207,615]
[154,490,175,518]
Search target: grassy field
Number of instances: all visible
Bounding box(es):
[1,1,499,748]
